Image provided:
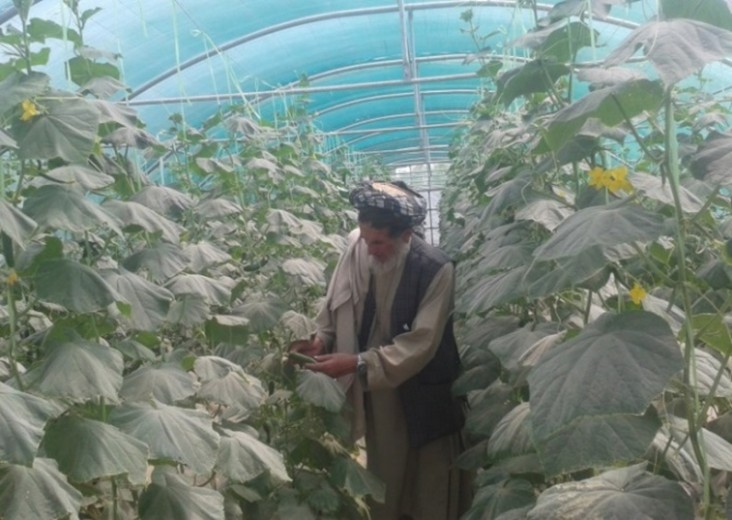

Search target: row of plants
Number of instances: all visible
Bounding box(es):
[0,1,392,518]
[443,0,732,519]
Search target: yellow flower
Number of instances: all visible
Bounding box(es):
[20,99,40,122]
[588,167,605,189]
[629,282,647,305]
[6,270,18,286]
[604,166,633,194]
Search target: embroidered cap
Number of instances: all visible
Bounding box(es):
[349,180,427,227]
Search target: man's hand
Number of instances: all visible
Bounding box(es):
[288,336,325,358]
[305,353,358,379]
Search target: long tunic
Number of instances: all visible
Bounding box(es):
[315,230,471,520]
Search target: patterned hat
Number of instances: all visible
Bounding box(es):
[349,180,427,227]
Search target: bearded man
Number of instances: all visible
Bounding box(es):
[291,180,471,520]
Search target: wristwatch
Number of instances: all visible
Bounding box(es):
[356,353,368,382]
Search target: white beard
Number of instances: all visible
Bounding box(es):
[369,239,409,276]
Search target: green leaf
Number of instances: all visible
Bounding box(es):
[690,131,732,187]
[495,60,570,106]
[535,410,661,476]
[23,328,123,403]
[216,428,290,484]
[0,70,49,116]
[102,268,174,332]
[631,172,704,213]
[0,458,82,520]
[670,348,732,398]
[465,382,517,438]
[536,79,664,152]
[26,18,82,46]
[34,258,120,313]
[123,243,189,282]
[281,258,327,287]
[232,292,285,334]
[138,467,224,520]
[102,199,183,243]
[166,294,209,326]
[120,364,198,404]
[528,311,681,472]
[14,94,100,163]
[195,197,243,218]
[194,356,266,411]
[487,403,534,460]
[331,457,385,503]
[109,400,220,475]
[44,164,115,191]
[690,313,732,356]
[165,274,231,306]
[42,415,148,485]
[23,184,123,235]
[467,478,535,520]
[0,128,17,148]
[526,464,693,520]
[605,19,732,86]
[183,241,231,272]
[67,55,119,87]
[130,185,194,218]
[114,338,156,362]
[532,200,665,261]
[527,246,610,298]
[0,381,62,465]
[0,198,37,248]
[662,0,732,29]
[296,371,346,412]
[511,20,595,62]
[514,198,573,232]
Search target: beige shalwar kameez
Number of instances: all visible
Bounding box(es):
[315,230,471,520]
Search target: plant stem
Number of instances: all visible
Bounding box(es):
[664,94,711,517]
[5,281,24,390]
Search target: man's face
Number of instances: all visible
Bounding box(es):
[358,222,410,264]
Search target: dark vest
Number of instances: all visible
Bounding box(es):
[362,236,464,448]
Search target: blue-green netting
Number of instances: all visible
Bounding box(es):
[1,0,729,172]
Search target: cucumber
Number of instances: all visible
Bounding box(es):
[287,351,317,365]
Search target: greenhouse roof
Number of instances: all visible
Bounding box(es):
[0,1,717,171]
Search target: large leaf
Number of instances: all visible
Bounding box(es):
[216,428,290,484]
[131,185,194,218]
[296,371,346,412]
[166,294,209,326]
[102,199,183,243]
[532,200,665,261]
[528,312,681,472]
[43,165,114,191]
[466,478,535,520]
[165,273,231,306]
[631,171,704,213]
[22,328,123,403]
[331,457,386,503]
[514,198,573,232]
[510,20,595,62]
[0,458,82,520]
[281,258,327,287]
[526,246,611,298]
[195,197,243,218]
[183,241,231,272]
[102,268,174,332]
[14,94,100,163]
[123,243,189,282]
[605,19,732,86]
[0,381,62,465]
[194,356,266,412]
[0,71,49,115]
[23,184,123,235]
[120,364,198,404]
[487,403,534,460]
[232,292,286,334]
[689,130,732,187]
[0,198,37,248]
[495,60,570,106]
[34,258,120,313]
[138,467,224,520]
[42,415,148,485]
[536,79,664,152]
[526,464,693,520]
[109,400,219,475]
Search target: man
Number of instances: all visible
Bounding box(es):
[291,180,470,520]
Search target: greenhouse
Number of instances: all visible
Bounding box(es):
[1,0,732,518]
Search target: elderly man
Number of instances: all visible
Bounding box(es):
[292,180,471,520]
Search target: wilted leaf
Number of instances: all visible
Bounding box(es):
[120,364,198,404]
[526,464,693,520]
[109,400,219,475]
[0,381,62,465]
[131,185,194,218]
[139,467,224,520]
[216,428,290,484]
[43,165,114,191]
[42,416,148,485]
[0,458,82,520]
